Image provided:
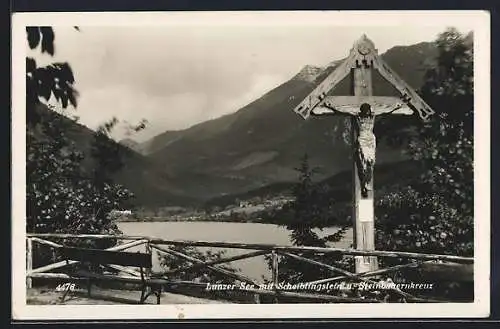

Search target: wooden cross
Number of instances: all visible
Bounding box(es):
[293,35,435,273]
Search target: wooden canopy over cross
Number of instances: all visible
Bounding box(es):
[292,35,435,274]
[294,34,434,121]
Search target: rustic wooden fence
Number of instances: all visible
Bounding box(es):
[26,233,474,303]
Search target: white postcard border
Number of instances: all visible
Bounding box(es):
[11,10,491,320]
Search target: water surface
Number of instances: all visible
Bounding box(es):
[118,221,353,281]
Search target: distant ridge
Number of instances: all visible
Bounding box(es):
[29,104,198,207]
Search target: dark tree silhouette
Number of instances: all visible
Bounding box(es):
[374,28,474,301]
[26,27,79,125]
[26,27,134,266]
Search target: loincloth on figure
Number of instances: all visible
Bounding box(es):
[357,129,376,161]
[355,131,376,197]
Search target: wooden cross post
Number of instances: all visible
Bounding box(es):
[351,54,377,272]
[292,35,435,274]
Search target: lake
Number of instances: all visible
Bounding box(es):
[118,221,353,281]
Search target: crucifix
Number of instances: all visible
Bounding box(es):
[293,35,435,273]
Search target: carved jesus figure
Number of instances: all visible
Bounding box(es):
[312,101,408,198]
[353,103,376,197]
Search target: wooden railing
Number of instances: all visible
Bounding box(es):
[26,233,474,303]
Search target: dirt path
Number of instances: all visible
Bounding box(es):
[27,287,231,305]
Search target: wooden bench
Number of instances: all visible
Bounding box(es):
[59,246,167,304]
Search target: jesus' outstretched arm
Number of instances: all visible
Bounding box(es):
[373,103,413,117]
[310,104,359,117]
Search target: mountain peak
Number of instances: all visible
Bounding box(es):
[293,65,323,82]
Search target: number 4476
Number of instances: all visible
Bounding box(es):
[55,283,76,292]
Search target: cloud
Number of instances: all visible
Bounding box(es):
[75,73,285,141]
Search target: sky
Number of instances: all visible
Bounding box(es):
[27,12,478,142]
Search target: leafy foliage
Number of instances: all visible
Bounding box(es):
[26,27,55,55]
[375,186,473,258]
[372,28,474,302]
[26,27,136,268]
[375,28,474,259]
[26,27,79,125]
[27,108,131,235]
